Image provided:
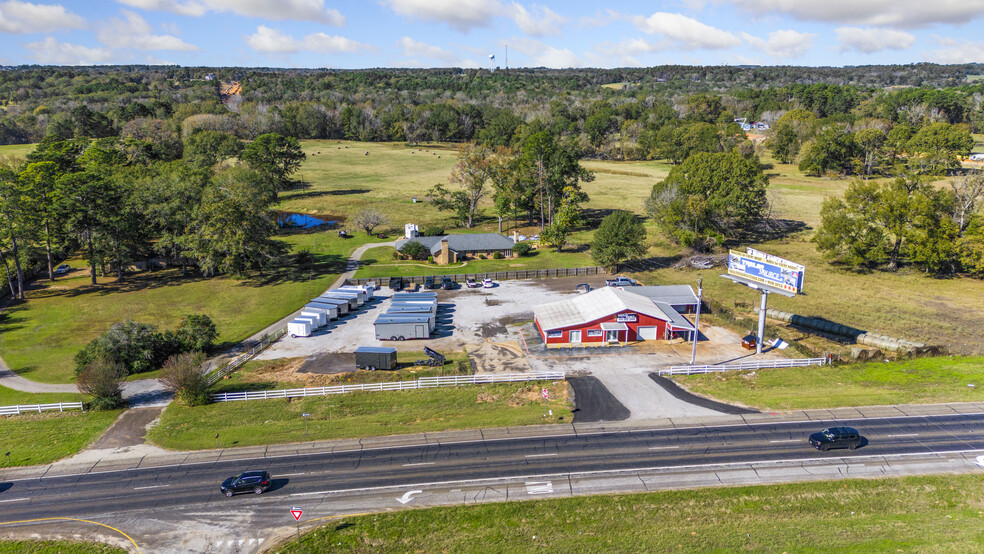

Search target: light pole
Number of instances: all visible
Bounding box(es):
[690,275,703,366]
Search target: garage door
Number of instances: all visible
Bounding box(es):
[637,326,659,340]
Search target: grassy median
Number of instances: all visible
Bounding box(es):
[274,474,984,553]
[674,356,984,411]
[0,540,125,553]
[0,410,122,466]
[148,381,569,450]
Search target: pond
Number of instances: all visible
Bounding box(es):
[276,211,337,229]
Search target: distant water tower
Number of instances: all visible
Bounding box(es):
[488,53,495,73]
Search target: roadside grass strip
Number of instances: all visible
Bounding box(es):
[273,474,984,553]
[147,382,570,450]
[0,410,123,467]
[0,540,126,553]
[674,355,984,410]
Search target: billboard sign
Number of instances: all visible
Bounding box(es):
[728,248,804,294]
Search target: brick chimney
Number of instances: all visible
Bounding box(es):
[440,239,450,265]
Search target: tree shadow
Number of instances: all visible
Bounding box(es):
[621,254,685,272]
[581,208,618,227]
[240,254,349,287]
[740,218,810,243]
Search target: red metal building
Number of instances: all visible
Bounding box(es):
[533,287,696,348]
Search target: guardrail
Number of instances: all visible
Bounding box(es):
[346,267,606,287]
[212,371,566,402]
[0,402,85,416]
[205,327,287,386]
[658,357,829,376]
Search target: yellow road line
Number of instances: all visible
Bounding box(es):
[0,517,141,553]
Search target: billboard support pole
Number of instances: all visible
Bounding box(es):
[757,290,768,354]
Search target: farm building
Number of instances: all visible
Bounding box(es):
[394,233,516,265]
[533,287,695,348]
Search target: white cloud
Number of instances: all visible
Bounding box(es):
[741,29,816,58]
[98,10,199,51]
[509,37,580,68]
[399,36,456,62]
[925,36,984,64]
[0,0,85,34]
[633,12,741,50]
[508,3,567,37]
[728,0,984,28]
[117,0,345,25]
[835,27,915,53]
[384,0,501,32]
[245,26,373,54]
[577,9,619,29]
[24,36,113,64]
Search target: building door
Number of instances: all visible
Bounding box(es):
[415,324,426,338]
[569,330,581,344]
[605,330,619,342]
[637,326,659,340]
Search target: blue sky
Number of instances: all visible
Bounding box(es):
[1,0,983,68]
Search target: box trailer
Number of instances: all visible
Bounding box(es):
[334,286,368,303]
[318,293,358,311]
[304,302,339,320]
[288,318,313,337]
[381,312,436,332]
[390,300,437,314]
[295,315,319,330]
[392,292,437,300]
[354,346,397,371]
[300,310,326,327]
[310,298,349,315]
[374,315,432,340]
[322,291,362,307]
[386,304,436,315]
[339,284,374,300]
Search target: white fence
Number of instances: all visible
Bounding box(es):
[205,327,287,387]
[658,357,829,376]
[212,371,566,402]
[0,402,85,416]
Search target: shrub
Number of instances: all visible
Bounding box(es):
[294,248,316,266]
[399,240,428,261]
[492,251,503,259]
[174,314,218,353]
[512,242,532,257]
[158,351,211,406]
[76,354,126,410]
[100,320,161,375]
[422,226,444,237]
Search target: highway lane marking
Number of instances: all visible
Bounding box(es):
[525,453,558,458]
[7,412,984,482]
[290,491,334,497]
[0,498,28,503]
[0,517,142,553]
[648,446,680,450]
[769,439,800,443]
[402,462,436,467]
[525,481,554,495]
[133,484,171,490]
[886,433,919,437]
[277,472,307,477]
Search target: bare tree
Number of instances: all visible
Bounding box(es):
[76,355,126,410]
[353,209,388,236]
[951,171,984,235]
[158,351,210,406]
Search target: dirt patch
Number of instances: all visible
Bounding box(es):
[469,340,531,374]
[479,321,507,338]
[476,392,499,403]
[298,353,356,374]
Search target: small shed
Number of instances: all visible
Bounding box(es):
[355,347,397,370]
[374,315,432,340]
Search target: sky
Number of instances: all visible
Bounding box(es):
[1,0,983,69]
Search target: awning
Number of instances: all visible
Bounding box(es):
[600,322,628,331]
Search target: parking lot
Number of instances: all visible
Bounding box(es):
[257,276,789,419]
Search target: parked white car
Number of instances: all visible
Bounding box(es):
[482,278,494,288]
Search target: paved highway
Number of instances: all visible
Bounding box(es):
[2,412,983,551]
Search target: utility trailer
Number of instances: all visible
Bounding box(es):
[299,310,326,326]
[321,290,363,307]
[374,315,432,340]
[288,318,313,337]
[318,293,358,311]
[355,346,397,371]
[310,298,349,315]
[415,346,446,367]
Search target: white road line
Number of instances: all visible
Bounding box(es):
[277,472,307,477]
[133,484,170,490]
[290,490,334,497]
[648,446,680,450]
[0,498,28,503]
[525,453,558,458]
[769,439,801,443]
[886,433,919,437]
[402,462,435,467]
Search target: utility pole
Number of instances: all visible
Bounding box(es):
[690,275,703,365]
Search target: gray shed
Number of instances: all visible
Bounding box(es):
[310,298,350,315]
[374,315,432,340]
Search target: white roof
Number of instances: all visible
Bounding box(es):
[624,285,698,306]
[534,287,682,331]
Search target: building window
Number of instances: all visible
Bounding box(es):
[586,329,603,338]
[546,330,563,339]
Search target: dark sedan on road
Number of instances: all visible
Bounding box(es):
[809,427,863,451]
[220,470,272,497]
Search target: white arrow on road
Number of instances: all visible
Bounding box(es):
[396,490,423,504]
[975,455,984,468]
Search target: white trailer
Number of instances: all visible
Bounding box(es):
[339,284,374,300]
[381,312,436,332]
[327,290,364,305]
[374,315,432,340]
[304,302,339,320]
[318,293,358,310]
[311,298,349,315]
[390,300,437,314]
[300,310,326,326]
[288,318,313,337]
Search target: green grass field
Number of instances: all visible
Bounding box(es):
[0,384,86,406]
[147,381,569,450]
[353,245,595,279]
[0,541,125,554]
[274,474,984,553]
[674,356,984,411]
[0,410,122,466]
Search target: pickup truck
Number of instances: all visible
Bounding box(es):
[605,276,637,287]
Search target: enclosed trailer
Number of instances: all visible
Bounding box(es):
[300,310,326,327]
[389,300,437,315]
[378,312,436,332]
[295,315,319,329]
[322,290,363,307]
[354,346,397,371]
[334,287,368,303]
[304,302,339,320]
[386,304,436,315]
[288,318,313,337]
[374,315,432,340]
[339,284,374,300]
[318,293,358,310]
[310,298,349,315]
[392,292,437,300]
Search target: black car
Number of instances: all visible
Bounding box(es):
[441,277,455,290]
[220,470,272,497]
[809,427,862,451]
[424,276,438,289]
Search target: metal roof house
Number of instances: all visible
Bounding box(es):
[533,287,695,348]
[394,233,516,265]
[620,285,699,313]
